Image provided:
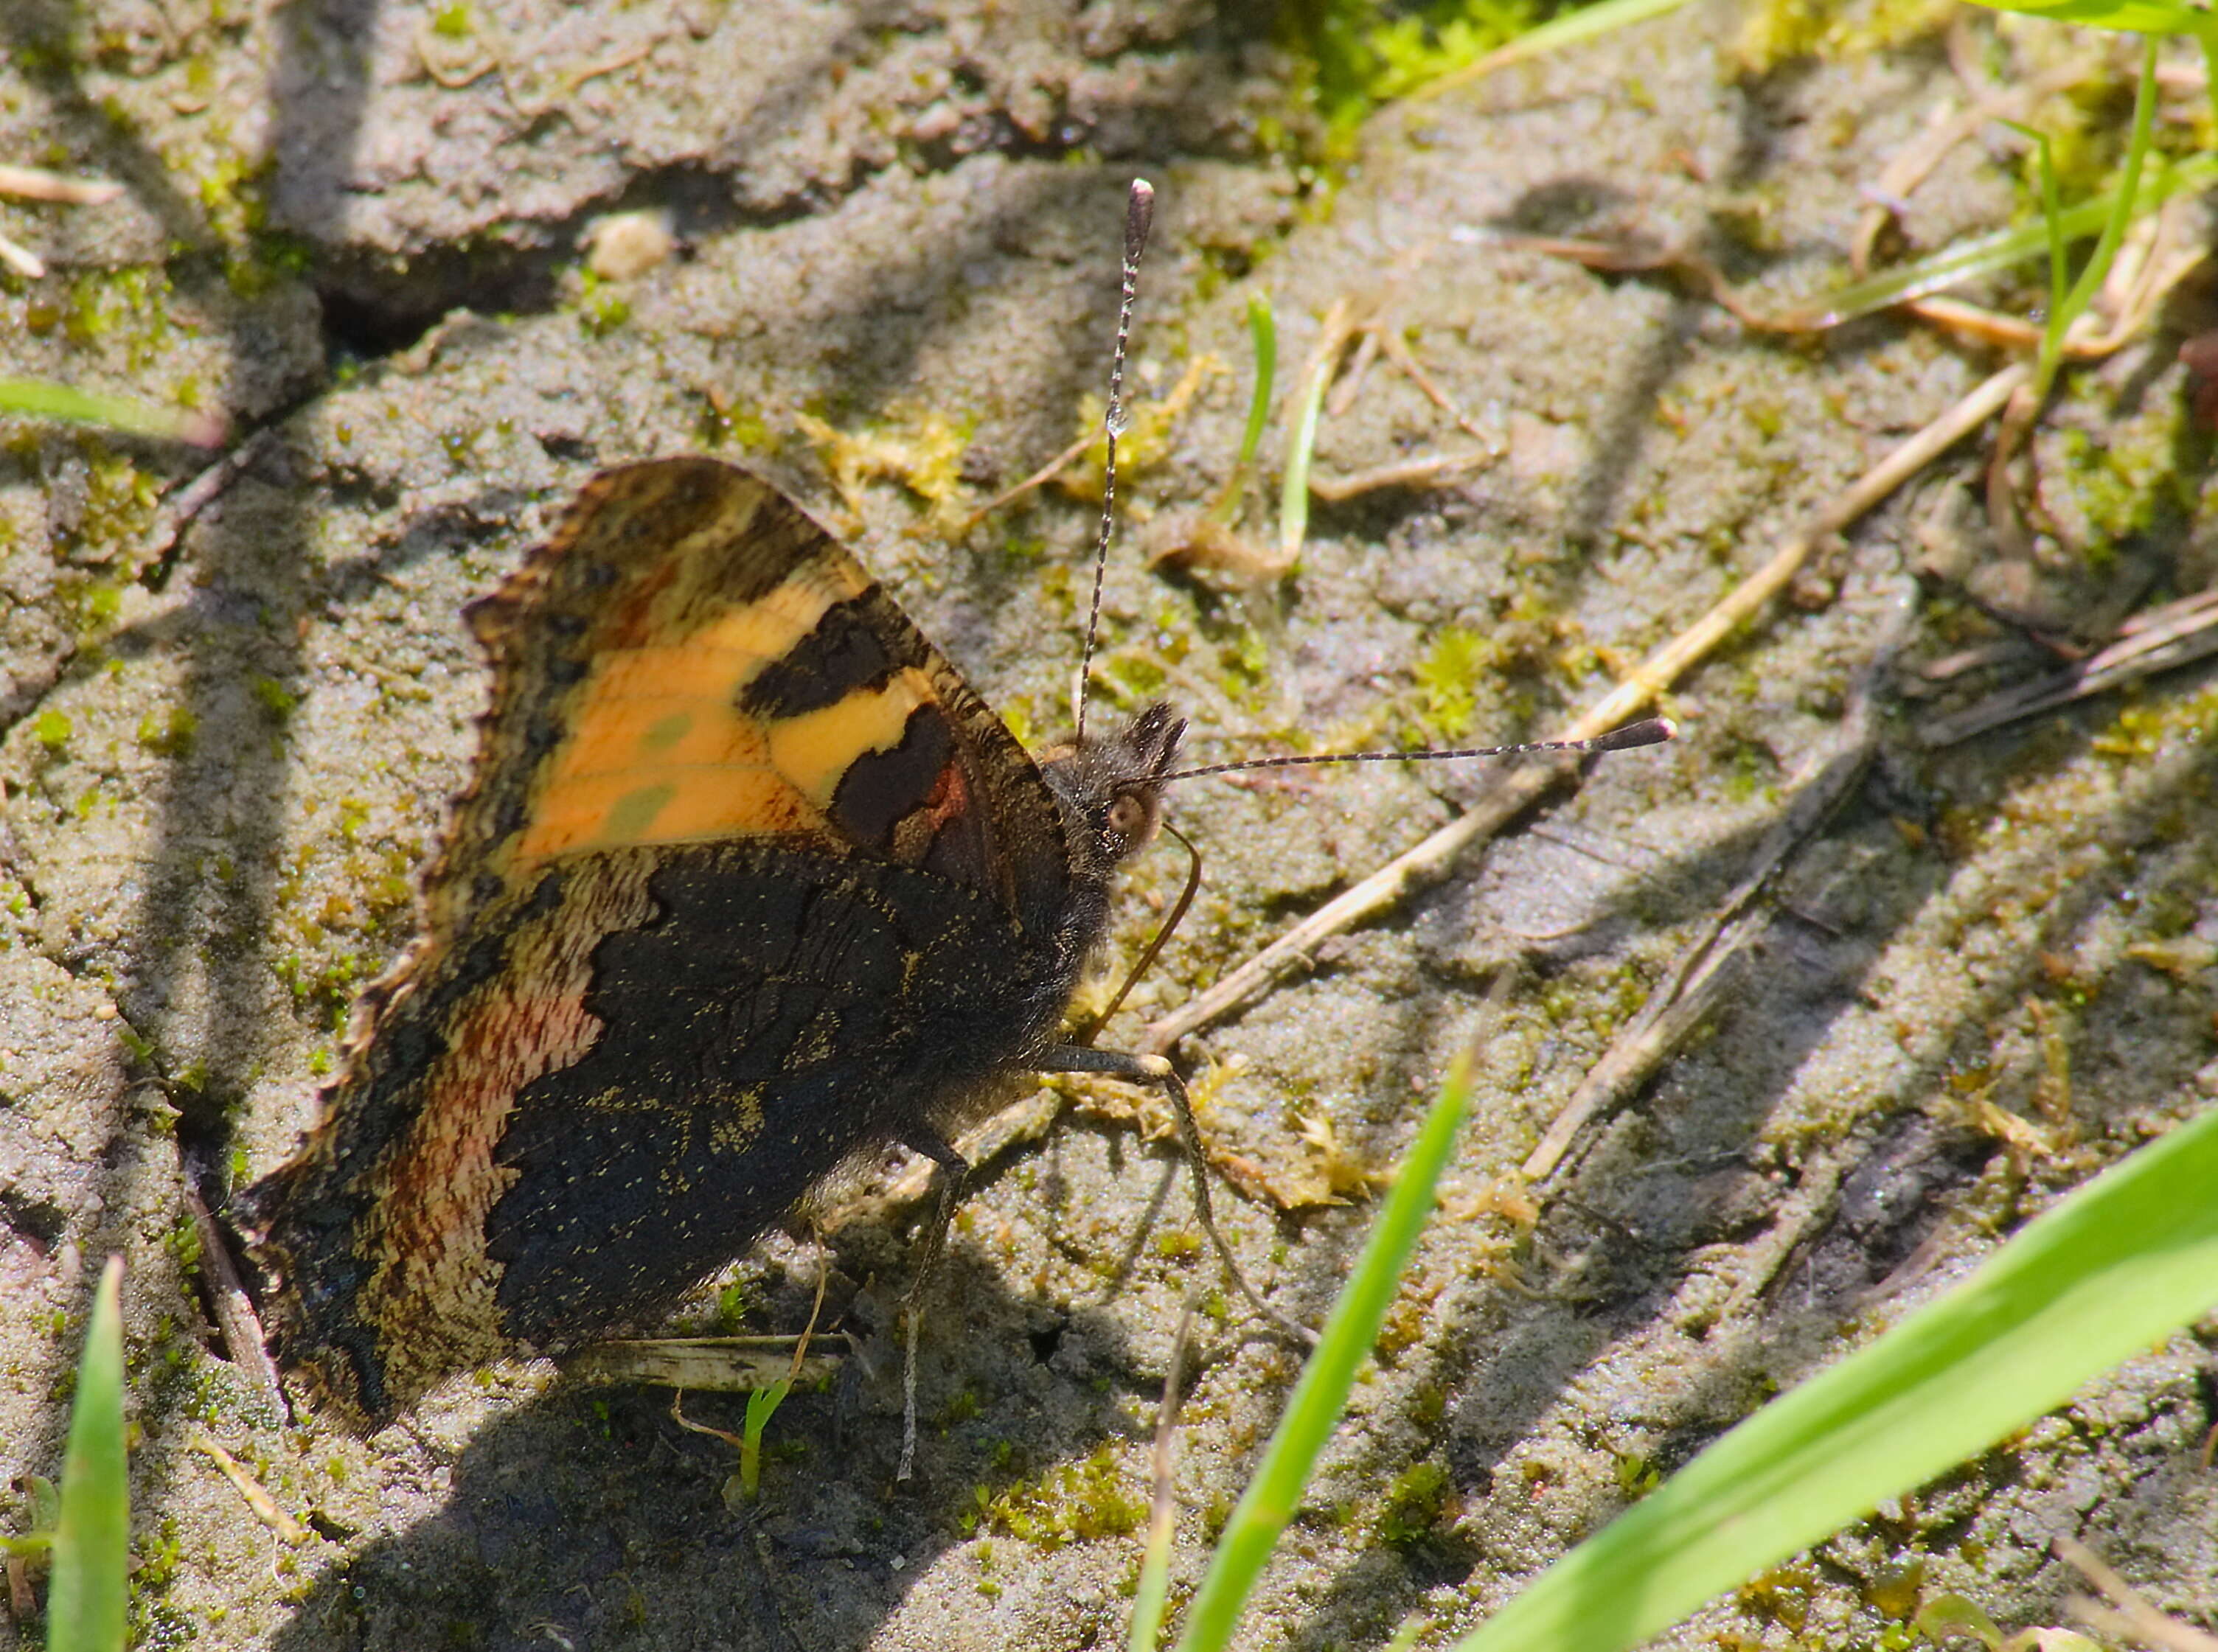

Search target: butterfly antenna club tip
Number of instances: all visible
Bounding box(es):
[1596,717,1676,750]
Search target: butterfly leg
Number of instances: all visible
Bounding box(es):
[897,1120,972,1272]
[894,1123,971,1482]
[1037,1045,1315,1349]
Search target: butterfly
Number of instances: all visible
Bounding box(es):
[237,183,1669,1430]
[236,450,1208,1429]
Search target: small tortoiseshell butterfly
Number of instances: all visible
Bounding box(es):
[240,451,1195,1428]
[239,183,1667,1429]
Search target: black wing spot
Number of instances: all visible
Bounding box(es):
[741,594,905,719]
[829,706,952,848]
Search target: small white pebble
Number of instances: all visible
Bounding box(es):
[585,210,676,281]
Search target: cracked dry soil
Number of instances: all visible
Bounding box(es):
[2,3,2217,1650]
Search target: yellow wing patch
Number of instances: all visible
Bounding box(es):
[510,534,942,865]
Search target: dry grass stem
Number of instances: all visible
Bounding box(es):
[180,1181,288,1418]
[0,232,43,279]
[0,163,124,203]
[1849,62,2090,276]
[189,1429,313,1547]
[1307,450,1493,502]
[141,430,277,571]
[957,431,1090,533]
[567,1336,844,1393]
[1139,363,2024,1054]
[1917,587,2218,746]
[2056,1537,2218,1652]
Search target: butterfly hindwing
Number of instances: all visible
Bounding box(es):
[479,841,1050,1339]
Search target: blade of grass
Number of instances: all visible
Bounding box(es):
[1452,1100,2218,1652]
[0,377,226,447]
[1127,1455,1181,1652]
[2200,18,2218,146]
[2030,34,2157,405]
[1207,295,1278,530]
[1795,150,2216,329]
[1126,1297,1200,1652]
[1968,0,2203,30]
[1998,120,2068,326]
[739,1377,790,1501]
[1276,306,1338,572]
[48,1255,128,1652]
[1407,0,1697,102]
[1237,295,1276,475]
[1169,1056,1472,1652]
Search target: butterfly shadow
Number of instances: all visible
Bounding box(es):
[261,1215,1210,1652]
[0,0,381,1545]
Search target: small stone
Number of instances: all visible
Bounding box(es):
[585,211,677,281]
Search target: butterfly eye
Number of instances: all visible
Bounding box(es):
[1105,792,1150,839]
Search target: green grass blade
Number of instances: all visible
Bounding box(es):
[1798,150,2217,328]
[1172,1057,1473,1652]
[1993,120,2066,324]
[2199,19,2218,146]
[1407,0,1697,102]
[47,1255,128,1652]
[739,1376,790,1501]
[1208,295,1279,531]
[1238,294,1276,475]
[1453,1101,2218,1652]
[1276,330,1330,572]
[2033,35,2157,403]
[0,377,226,447]
[1964,0,2204,31]
[1125,1489,1178,1652]
[1130,1295,1203,1652]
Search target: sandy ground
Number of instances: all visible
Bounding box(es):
[2,1,2215,1648]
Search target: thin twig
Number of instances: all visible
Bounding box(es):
[1126,1293,1201,1652]
[190,1429,312,1545]
[1919,587,2218,746]
[1138,363,2023,1054]
[1901,295,2126,357]
[956,431,1090,534]
[1324,330,1381,419]
[2056,1536,2218,1652]
[1278,298,1358,568]
[1717,1147,1852,1322]
[1515,184,2199,352]
[0,232,43,279]
[0,164,124,204]
[179,1181,288,1418]
[1307,450,1493,502]
[1375,327,1497,447]
[139,429,276,571]
[1849,63,2090,276]
[562,39,656,93]
[2071,1600,2218,1652]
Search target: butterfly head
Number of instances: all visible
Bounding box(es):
[1040,701,1186,871]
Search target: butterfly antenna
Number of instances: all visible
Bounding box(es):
[1074,178,1155,745]
[1153,716,1678,785]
